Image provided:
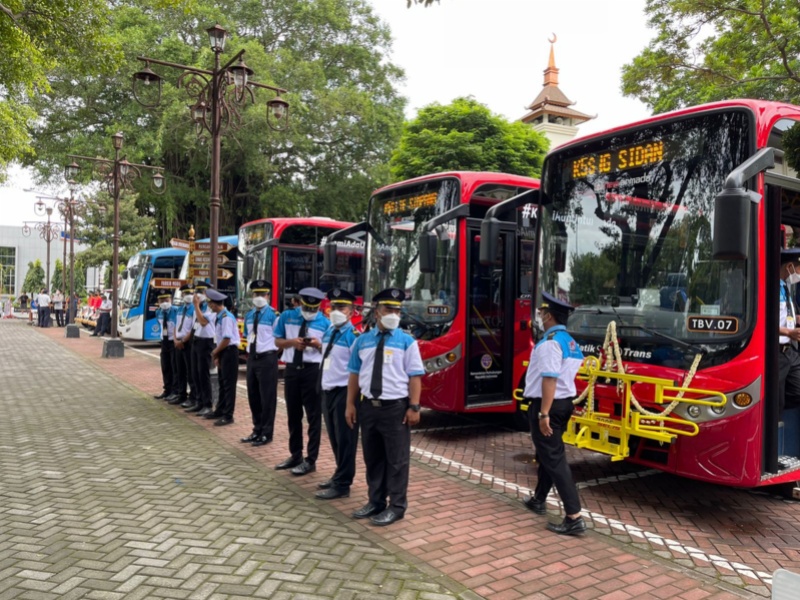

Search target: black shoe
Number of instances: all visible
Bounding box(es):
[290,460,316,476]
[153,392,168,400]
[214,417,233,426]
[275,457,303,470]
[168,396,185,405]
[370,509,404,527]
[203,411,222,420]
[546,517,586,536]
[241,433,259,443]
[316,487,350,500]
[522,495,547,515]
[165,394,180,402]
[180,400,194,409]
[197,407,213,417]
[352,503,385,519]
[251,436,272,447]
[184,404,202,413]
[317,479,333,490]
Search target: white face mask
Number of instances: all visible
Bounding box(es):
[159,302,170,311]
[788,273,800,286]
[183,294,193,303]
[252,296,268,309]
[301,309,318,321]
[330,310,348,327]
[195,293,206,302]
[381,313,401,330]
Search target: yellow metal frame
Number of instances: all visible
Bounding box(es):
[562,359,727,461]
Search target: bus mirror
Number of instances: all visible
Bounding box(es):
[419,232,437,273]
[554,236,568,273]
[479,218,501,266]
[122,270,129,280]
[243,255,254,280]
[323,241,338,275]
[713,187,751,260]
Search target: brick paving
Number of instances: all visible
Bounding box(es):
[6,320,762,599]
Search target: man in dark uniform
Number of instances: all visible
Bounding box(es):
[316,288,360,500]
[274,287,330,475]
[521,292,586,535]
[188,281,216,416]
[206,288,240,426]
[242,280,279,447]
[153,291,179,401]
[345,288,424,526]
[174,283,196,407]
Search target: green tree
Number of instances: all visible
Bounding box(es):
[22,259,45,293]
[27,0,405,238]
[51,258,64,293]
[389,97,549,181]
[622,0,800,114]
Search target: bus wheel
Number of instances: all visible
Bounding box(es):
[513,405,530,433]
[771,481,800,500]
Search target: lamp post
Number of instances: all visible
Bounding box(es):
[133,23,289,287]
[22,202,62,291]
[66,132,166,358]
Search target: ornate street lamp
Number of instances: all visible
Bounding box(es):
[133,24,289,287]
[66,132,167,358]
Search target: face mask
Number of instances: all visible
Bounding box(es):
[381,313,401,330]
[159,302,170,311]
[196,293,206,302]
[301,309,318,321]
[252,296,268,309]
[788,273,800,286]
[183,294,193,303]
[330,310,348,327]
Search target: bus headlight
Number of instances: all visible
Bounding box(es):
[710,404,726,415]
[686,405,701,419]
[733,393,752,408]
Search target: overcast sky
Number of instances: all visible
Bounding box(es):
[0,0,654,228]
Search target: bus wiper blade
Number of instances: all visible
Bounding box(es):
[591,309,702,352]
[401,310,433,334]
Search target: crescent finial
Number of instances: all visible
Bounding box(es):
[548,33,557,44]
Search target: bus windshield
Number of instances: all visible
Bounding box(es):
[122,253,151,309]
[237,222,273,313]
[541,109,752,348]
[366,178,460,330]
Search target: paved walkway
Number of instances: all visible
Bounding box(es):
[0,320,758,599]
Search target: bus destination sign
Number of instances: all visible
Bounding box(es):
[382,191,437,215]
[570,140,664,179]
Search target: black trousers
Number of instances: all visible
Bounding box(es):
[192,338,214,409]
[175,340,194,401]
[527,396,582,515]
[778,345,800,413]
[216,346,239,419]
[358,399,410,516]
[39,307,51,327]
[246,352,278,438]
[322,386,358,490]
[55,308,64,327]
[284,363,322,463]
[159,338,176,395]
[94,312,110,335]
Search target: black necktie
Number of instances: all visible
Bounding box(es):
[179,306,187,331]
[162,310,168,339]
[784,281,797,348]
[252,310,261,353]
[370,331,387,400]
[292,320,308,366]
[317,328,341,393]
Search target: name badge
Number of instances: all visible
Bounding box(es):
[323,357,331,371]
[384,350,393,364]
[789,317,796,330]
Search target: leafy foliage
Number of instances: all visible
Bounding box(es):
[22,258,45,293]
[406,0,438,5]
[622,0,800,114]
[390,97,549,181]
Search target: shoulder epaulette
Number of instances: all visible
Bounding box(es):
[546,332,557,340]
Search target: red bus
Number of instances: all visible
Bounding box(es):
[324,172,540,422]
[237,217,364,328]
[482,100,800,489]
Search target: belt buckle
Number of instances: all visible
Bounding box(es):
[371,399,381,407]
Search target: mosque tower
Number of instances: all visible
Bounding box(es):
[520,35,594,149]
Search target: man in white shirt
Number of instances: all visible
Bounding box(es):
[91,293,112,336]
[37,289,51,328]
[52,290,65,327]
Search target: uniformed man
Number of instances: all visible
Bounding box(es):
[521,291,586,535]
[174,283,197,407]
[153,291,179,401]
[188,281,216,416]
[316,288,360,500]
[274,287,330,475]
[205,288,240,426]
[345,288,424,526]
[779,249,800,416]
[242,280,279,447]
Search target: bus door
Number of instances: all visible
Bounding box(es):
[465,220,516,405]
[279,248,314,309]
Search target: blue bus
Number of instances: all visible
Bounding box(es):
[118,247,187,341]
